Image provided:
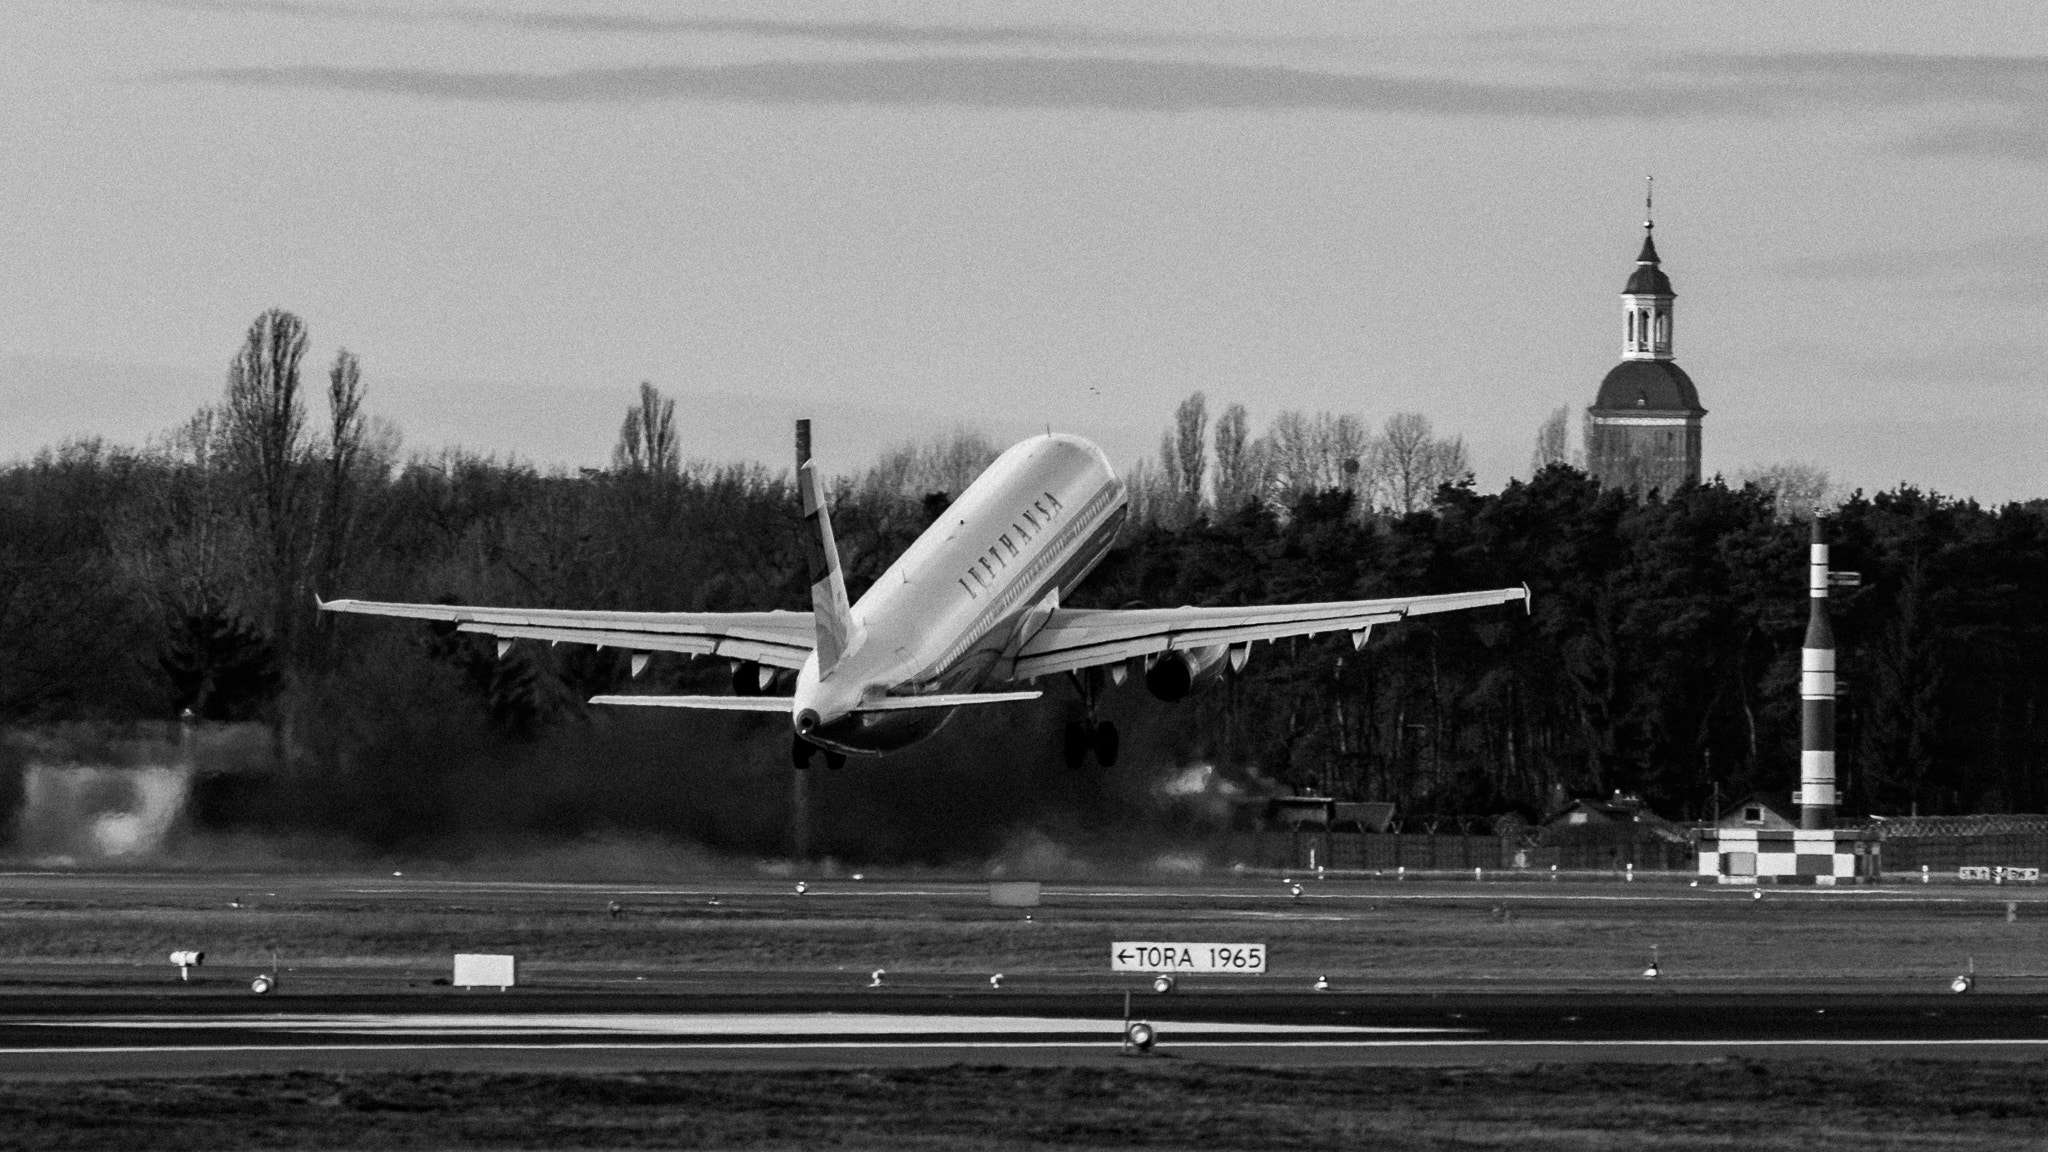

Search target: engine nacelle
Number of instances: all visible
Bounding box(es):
[1144,645,1230,702]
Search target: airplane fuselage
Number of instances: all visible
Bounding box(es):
[793,434,1126,754]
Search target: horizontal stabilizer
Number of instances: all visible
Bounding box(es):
[588,695,793,711]
[857,690,1041,711]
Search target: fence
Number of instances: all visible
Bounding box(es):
[1872,833,2048,873]
[1221,831,1695,873]
[1223,822,2048,877]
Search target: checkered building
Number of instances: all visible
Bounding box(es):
[1697,828,1878,885]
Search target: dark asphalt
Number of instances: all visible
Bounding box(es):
[5,989,2048,1074]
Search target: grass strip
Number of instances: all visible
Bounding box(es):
[2,1060,2047,1150]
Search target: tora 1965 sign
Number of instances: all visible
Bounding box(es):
[1111,942,1266,974]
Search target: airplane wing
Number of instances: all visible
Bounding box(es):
[1009,586,1528,679]
[317,598,816,670]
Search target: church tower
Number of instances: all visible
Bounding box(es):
[1586,183,1705,493]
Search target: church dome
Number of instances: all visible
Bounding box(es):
[1593,359,1702,413]
[1624,234,1673,295]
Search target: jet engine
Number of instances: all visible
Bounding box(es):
[1144,645,1231,702]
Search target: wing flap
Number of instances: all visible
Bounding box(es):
[588,695,794,711]
[320,597,816,670]
[858,690,1042,711]
[452,623,807,669]
[1011,587,1527,679]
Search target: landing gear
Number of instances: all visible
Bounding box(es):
[1092,721,1120,768]
[792,735,848,771]
[1062,721,1092,769]
[1061,667,1120,767]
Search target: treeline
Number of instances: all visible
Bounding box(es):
[4,310,2048,852]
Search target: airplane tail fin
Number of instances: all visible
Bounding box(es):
[797,422,858,675]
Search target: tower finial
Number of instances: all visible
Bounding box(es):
[1644,174,1654,231]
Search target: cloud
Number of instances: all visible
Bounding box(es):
[1666,51,2048,106]
[159,49,2048,120]
[1850,351,2041,388]
[1777,236,2048,300]
[161,57,1769,115]
[1895,119,2048,163]
[111,0,1251,52]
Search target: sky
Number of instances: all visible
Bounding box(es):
[3,1,2045,500]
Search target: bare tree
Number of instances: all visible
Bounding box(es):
[221,309,314,644]
[223,309,309,552]
[1738,461,1835,521]
[1531,405,1570,474]
[1211,402,1268,515]
[855,428,1001,505]
[612,381,680,477]
[1123,457,1170,527]
[1169,391,1209,524]
[1265,410,1371,506]
[314,349,366,593]
[1370,412,1471,515]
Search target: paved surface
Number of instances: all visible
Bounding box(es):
[5,990,2048,1074]
[6,868,2048,1074]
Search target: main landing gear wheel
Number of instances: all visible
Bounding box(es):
[1062,720,1120,767]
[1062,721,1091,769]
[1092,721,1120,768]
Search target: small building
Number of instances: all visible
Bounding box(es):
[1266,796,1333,831]
[1698,794,1880,885]
[1537,792,1691,869]
[1715,792,1797,830]
[1697,828,1878,885]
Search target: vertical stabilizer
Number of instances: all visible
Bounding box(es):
[797,422,857,675]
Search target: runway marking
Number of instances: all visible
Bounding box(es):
[8,1013,1449,1037]
[7,1038,2048,1056]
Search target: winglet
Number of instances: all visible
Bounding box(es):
[799,453,858,676]
[1522,582,1533,615]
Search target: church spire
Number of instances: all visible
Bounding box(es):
[1587,178,1704,495]
[1623,176,1673,361]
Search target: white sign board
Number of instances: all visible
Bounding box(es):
[453,953,517,989]
[1112,942,1266,974]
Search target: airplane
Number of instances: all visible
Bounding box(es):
[320,421,1528,770]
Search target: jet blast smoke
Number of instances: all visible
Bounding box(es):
[4,662,1282,875]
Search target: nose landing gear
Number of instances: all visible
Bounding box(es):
[791,735,847,771]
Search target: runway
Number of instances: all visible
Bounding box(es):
[6,990,2048,1074]
[6,868,2048,1075]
